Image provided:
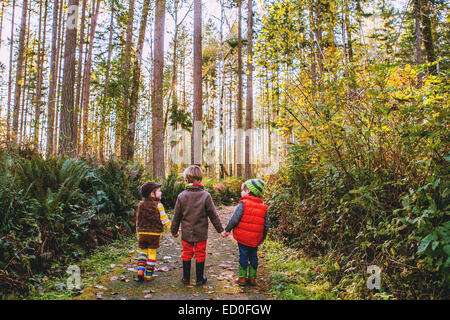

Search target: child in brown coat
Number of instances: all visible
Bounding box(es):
[171,165,227,285]
[135,182,171,281]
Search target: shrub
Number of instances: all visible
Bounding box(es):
[0,150,142,295]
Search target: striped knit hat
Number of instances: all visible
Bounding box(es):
[244,179,265,197]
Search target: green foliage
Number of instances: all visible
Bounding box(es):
[0,150,143,296]
[258,0,449,300]
[160,170,186,209]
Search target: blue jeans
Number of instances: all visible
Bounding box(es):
[238,243,258,269]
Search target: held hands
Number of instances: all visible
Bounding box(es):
[221,231,230,238]
[172,233,179,238]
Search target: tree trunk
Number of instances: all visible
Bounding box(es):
[245,0,253,180]
[12,0,28,144]
[46,0,61,156]
[74,0,87,155]
[81,0,101,156]
[414,0,423,87]
[34,0,49,149]
[236,0,243,177]
[127,0,151,161]
[119,0,135,160]
[59,0,79,156]
[219,0,226,178]
[6,0,16,143]
[152,0,166,177]
[99,2,115,162]
[421,0,436,74]
[192,0,202,166]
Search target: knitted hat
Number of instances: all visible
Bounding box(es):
[244,179,265,197]
[140,182,162,199]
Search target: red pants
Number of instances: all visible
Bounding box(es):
[181,240,207,262]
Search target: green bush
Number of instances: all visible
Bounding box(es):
[264,145,449,299]
[0,150,142,295]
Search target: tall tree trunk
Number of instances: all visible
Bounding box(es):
[59,0,79,156]
[421,0,436,74]
[54,3,66,153]
[99,2,115,162]
[192,0,202,166]
[414,0,423,87]
[245,0,253,179]
[236,0,243,177]
[152,0,166,177]
[74,0,87,155]
[120,0,135,160]
[12,0,28,144]
[34,0,49,149]
[6,0,16,143]
[127,0,151,161]
[219,0,226,178]
[81,0,101,156]
[46,0,61,156]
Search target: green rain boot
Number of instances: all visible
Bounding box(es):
[247,265,257,286]
[236,265,247,286]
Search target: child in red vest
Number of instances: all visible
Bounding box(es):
[224,179,269,286]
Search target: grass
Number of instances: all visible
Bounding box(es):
[261,240,397,300]
[18,237,137,300]
[261,240,340,300]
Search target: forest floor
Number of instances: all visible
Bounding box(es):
[73,206,272,300]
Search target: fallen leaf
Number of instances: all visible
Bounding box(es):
[155,266,170,272]
[110,276,118,281]
[94,285,107,290]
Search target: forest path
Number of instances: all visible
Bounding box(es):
[75,206,272,300]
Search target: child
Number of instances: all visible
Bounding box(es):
[224,179,269,286]
[135,182,171,282]
[171,165,227,285]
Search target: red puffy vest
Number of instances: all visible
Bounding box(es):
[233,196,268,247]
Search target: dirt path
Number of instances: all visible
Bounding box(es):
[76,206,272,300]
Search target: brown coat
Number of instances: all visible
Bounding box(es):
[135,197,163,234]
[171,186,224,243]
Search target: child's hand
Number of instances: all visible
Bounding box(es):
[221,231,229,238]
[172,233,179,238]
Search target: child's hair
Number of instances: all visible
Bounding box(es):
[183,165,203,183]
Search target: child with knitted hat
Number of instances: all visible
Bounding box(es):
[135,182,171,282]
[224,179,269,286]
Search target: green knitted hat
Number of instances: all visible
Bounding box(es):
[244,179,265,197]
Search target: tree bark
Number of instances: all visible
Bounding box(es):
[46,0,61,156]
[34,0,49,149]
[152,0,166,177]
[74,0,87,155]
[6,0,16,143]
[81,0,101,156]
[236,0,243,177]
[99,1,115,161]
[127,0,151,161]
[192,0,202,166]
[59,0,79,156]
[245,0,254,180]
[421,0,436,74]
[120,0,135,160]
[12,0,28,144]
[414,0,423,87]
